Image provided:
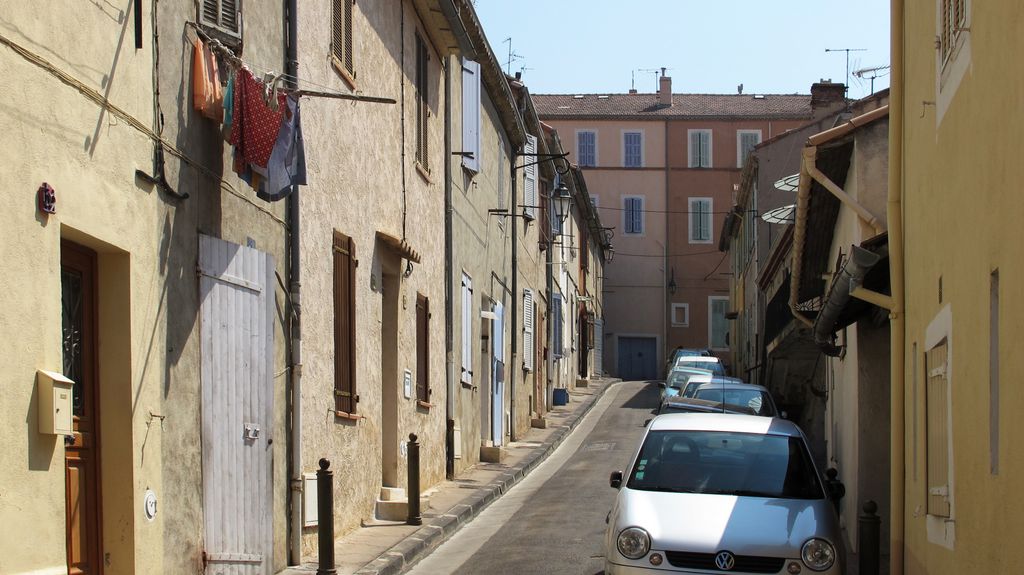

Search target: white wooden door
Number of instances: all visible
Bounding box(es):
[199,235,275,575]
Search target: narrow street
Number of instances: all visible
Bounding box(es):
[407,380,656,575]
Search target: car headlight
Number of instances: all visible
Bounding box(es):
[801,538,835,571]
[616,527,650,560]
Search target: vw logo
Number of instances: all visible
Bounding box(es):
[714,550,736,571]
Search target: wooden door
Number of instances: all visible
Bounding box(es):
[199,235,275,575]
[61,240,103,575]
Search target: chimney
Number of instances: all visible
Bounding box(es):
[629,88,638,94]
[811,79,846,109]
[658,67,672,107]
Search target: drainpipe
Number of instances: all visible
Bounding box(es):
[284,0,303,565]
[889,0,906,571]
[812,245,882,356]
[443,55,455,479]
[509,145,519,442]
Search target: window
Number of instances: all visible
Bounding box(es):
[935,0,970,124]
[461,59,481,172]
[200,0,241,43]
[688,129,712,168]
[709,296,729,350]
[623,131,643,167]
[689,197,713,243]
[331,0,355,80]
[416,294,431,404]
[523,289,535,371]
[460,273,473,384]
[415,33,429,169]
[736,130,762,167]
[940,0,966,67]
[552,293,564,358]
[524,134,538,220]
[623,196,644,235]
[926,339,951,518]
[671,303,689,327]
[577,130,597,167]
[333,232,357,414]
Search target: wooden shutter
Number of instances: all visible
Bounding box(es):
[626,197,642,234]
[580,223,589,271]
[700,131,711,167]
[523,290,535,371]
[334,232,357,414]
[552,294,563,357]
[201,0,240,37]
[926,341,951,517]
[578,132,594,167]
[625,132,641,167]
[461,274,473,384]
[524,135,538,219]
[462,59,480,172]
[332,0,354,75]
[416,294,430,402]
[415,34,429,167]
[539,180,551,249]
[689,131,700,167]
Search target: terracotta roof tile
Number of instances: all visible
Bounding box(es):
[533,93,813,120]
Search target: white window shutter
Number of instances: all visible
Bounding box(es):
[523,289,534,371]
[525,134,538,219]
[461,275,473,383]
[689,132,699,167]
[462,60,481,172]
[701,132,711,167]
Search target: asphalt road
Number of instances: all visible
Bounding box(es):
[406,379,658,575]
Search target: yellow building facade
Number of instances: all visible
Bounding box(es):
[895,0,1024,572]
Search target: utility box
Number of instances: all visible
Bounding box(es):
[38,369,74,436]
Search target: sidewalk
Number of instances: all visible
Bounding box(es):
[279,377,620,575]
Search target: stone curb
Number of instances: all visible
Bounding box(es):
[352,378,621,575]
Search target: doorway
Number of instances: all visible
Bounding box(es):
[617,336,657,381]
[380,261,400,487]
[61,240,103,575]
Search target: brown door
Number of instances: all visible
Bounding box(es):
[61,240,102,575]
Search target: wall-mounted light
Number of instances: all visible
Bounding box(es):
[551,182,572,227]
[668,267,677,295]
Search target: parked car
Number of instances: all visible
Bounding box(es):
[605,414,845,574]
[663,347,713,377]
[671,355,727,377]
[658,367,713,404]
[676,374,745,400]
[660,381,779,417]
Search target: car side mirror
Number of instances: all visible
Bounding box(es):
[780,410,789,420]
[643,418,651,427]
[609,470,623,489]
[657,382,666,389]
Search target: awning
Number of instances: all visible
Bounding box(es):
[376,231,421,263]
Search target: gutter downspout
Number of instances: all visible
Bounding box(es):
[889,0,906,571]
[812,245,882,356]
[509,145,519,442]
[663,119,670,367]
[285,0,302,564]
[444,55,455,479]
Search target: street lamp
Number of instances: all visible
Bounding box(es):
[551,181,572,229]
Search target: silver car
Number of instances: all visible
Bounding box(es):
[606,414,845,574]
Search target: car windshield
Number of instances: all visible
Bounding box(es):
[665,371,691,390]
[692,388,776,417]
[626,430,823,499]
[675,359,726,376]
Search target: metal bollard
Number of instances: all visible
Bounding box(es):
[858,500,880,575]
[407,433,422,525]
[316,458,337,575]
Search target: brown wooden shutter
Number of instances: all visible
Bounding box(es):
[539,180,551,249]
[416,294,430,403]
[415,34,429,167]
[332,0,354,75]
[334,232,358,414]
[926,340,950,517]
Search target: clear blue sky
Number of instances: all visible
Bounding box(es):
[472,1,891,100]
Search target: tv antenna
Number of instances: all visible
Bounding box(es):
[502,38,523,75]
[853,64,891,95]
[825,47,866,100]
[637,68,670,92]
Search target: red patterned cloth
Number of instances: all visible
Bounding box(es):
[229,68,285,169]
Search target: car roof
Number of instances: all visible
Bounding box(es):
[672,348,712,356]
[682,374,737,383]
[674,356,721,364]
[668,366,713,376]
[693,381,769,392]
[648,413,802,437]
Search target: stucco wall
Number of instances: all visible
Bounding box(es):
[900,1,1024,572]
[294,0,448,552]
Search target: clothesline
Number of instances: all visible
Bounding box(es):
[186,22,395,105]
